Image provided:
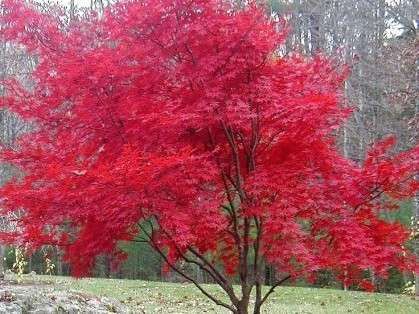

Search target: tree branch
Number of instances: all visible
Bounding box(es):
[260,275,291,306]
[136,222,235,312]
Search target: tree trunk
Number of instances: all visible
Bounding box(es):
[0,245,5,275]
[253,296,262,314]
[235,299,249,314]
[69,0,76,21]
[27,254,32,273]
[196,264,203,283]
[55,246,63,276]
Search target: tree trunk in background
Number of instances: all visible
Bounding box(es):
[56,246,63,276]
[27,254,32,273]
[91,0,105,16]
[0,245,5,275]
[69,0,75,21]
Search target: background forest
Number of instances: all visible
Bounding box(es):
[0,0,417,296]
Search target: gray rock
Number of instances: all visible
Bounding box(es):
[0,284,131,313]
[29,305,56,314]
[3,270,14,281]
[0,302,23,314]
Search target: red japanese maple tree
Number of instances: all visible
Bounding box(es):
[0,0,417,313]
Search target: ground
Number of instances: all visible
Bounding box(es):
[24,275,418,313]
[0,278,129,313]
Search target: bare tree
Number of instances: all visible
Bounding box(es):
[0,38,34,275]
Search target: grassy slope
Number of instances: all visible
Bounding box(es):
[34,276,418,313]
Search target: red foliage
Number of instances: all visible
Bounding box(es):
[0,0,417,293]
[359,279,375,293]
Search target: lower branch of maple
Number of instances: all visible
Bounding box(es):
[260,275,291,306]
[136,222,236,312]
[134,217,289,314]
[146,217,239,304]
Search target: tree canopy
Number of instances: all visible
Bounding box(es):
[0,0,417,313]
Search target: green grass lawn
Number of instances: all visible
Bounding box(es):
[34,275,418,313]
